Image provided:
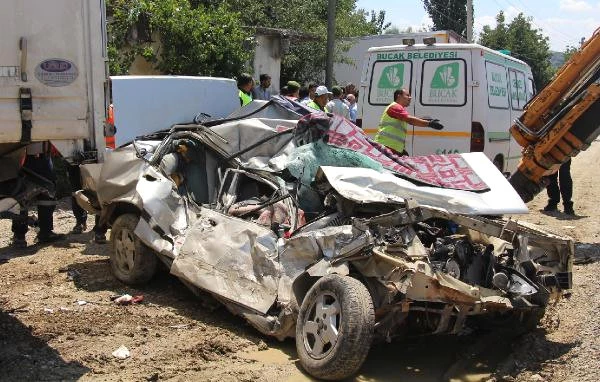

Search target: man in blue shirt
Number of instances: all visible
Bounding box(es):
[252,74,271,100]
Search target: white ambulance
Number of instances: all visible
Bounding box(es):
[359,42,535,173]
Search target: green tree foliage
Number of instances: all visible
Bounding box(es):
[478,12,554,89]
[107,0,251,76]
[563,45,579,62]
[199,0,389,83]
[108,0,388,83]
[422,0,472,37]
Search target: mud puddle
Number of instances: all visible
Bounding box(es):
[241,330,516,381]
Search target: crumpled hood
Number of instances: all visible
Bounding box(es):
[315,152,528,215]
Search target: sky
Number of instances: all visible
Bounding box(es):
[356,0,599,51]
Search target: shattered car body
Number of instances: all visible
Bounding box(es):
[78,98,573,380]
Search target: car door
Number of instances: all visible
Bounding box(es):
[169,169,284,314]
[412,49,472,156]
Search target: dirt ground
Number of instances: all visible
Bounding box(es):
[1,141,599,382]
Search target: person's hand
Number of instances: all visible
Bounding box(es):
[428,119,444,130]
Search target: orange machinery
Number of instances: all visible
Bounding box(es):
[509,28,600,202]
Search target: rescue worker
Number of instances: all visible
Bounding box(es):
[70,102,113,242]
[237,73,254,107]
[286,80,301,101]
[307,86,331,112]
[375,88,444,156]
[104,103,116,149]
[544,160,575,215]
[11,142,65,248]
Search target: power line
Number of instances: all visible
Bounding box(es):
[495,0,577,47]
[511,0,581,43]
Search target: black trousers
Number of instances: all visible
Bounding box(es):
[67,163,107,235]
[12,155,56,238]
[67,163,87,225]
[546,159,573,206]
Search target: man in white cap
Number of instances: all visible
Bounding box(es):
[307,85,331,112]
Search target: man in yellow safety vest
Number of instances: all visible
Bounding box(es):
[307,85,331,112]
[374,88,444,156]
[237,73,254,107]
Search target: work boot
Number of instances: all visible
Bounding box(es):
[564,202,575,215]
[11,236,27,249]
[94,232,107,244]
[71,222,87,234]
[37,232,66,244]
[543,202,558,212]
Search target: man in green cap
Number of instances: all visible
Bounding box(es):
[286,80,301,101]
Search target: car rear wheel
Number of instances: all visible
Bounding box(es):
[296,274,374,380]
[110,213,157,285]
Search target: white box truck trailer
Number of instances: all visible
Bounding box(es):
[0,0,108,162]
[359,42,535,174]
[0,0,108,213]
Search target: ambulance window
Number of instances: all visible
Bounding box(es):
[368,60,412,105]
[509,69,527,110]
[420,59,467,106]
[485,61,509,109]
[526,77,535,101]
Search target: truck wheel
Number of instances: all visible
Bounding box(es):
[110,213,157,285]
[296,274,374,380]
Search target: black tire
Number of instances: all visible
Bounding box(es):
[110,213,157,285]
[295,274,374,380]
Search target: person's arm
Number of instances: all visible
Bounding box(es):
[405,115,431,127]
[388,106,443,129]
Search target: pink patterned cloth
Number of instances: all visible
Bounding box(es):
[318,115,488,191]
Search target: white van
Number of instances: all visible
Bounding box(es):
[359,43,535,173]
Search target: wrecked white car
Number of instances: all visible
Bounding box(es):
[78,98,573,381]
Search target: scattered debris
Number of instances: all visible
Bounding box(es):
[112,345,130,360]
[168,324,189,330]
[111,294,144,305]
[44,308,54,314]
[76,300,88,306]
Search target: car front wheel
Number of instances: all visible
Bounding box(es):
[110,213,157,285]
[296,274,374,380]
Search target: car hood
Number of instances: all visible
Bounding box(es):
[315,153,528,216]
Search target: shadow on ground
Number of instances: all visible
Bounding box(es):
[247,325,576,381]
[574,242,600,264]
[540,209,588,220]
[497,328,578,379]
[0,309,89,380]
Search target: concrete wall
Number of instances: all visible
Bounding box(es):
[253,35,281,94]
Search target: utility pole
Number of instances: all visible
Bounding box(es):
[466,0,473,43]
[326,0,336,88]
